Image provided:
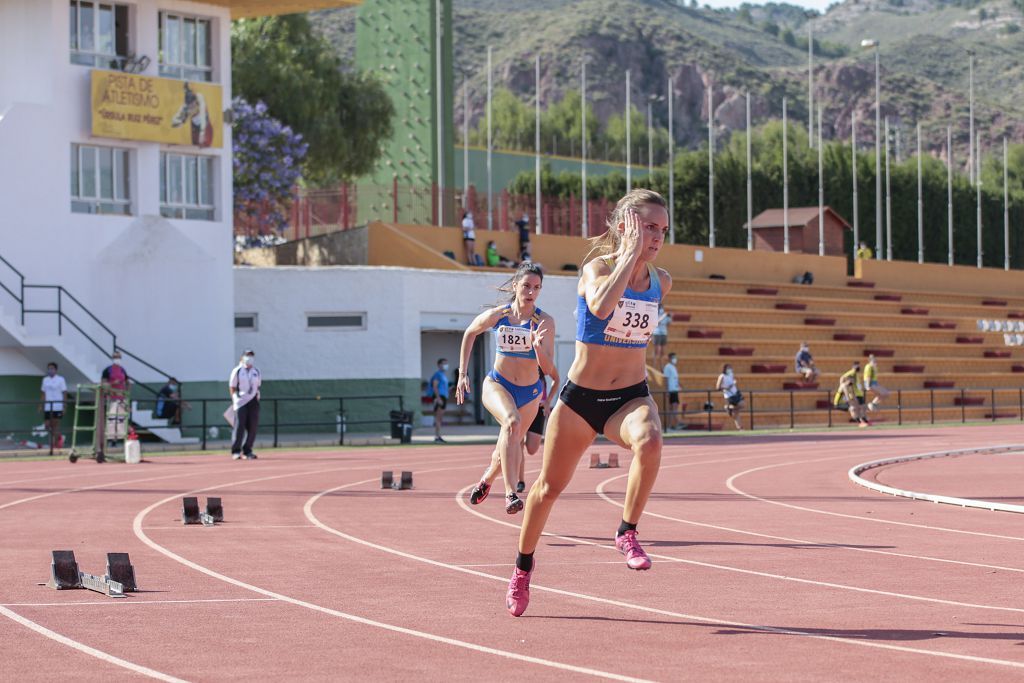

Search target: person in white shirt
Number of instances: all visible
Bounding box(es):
[40,362,67,455]
[229,349,262,460]
[715,363,744,430]
[461,211,477,266]
[662,353,682,430]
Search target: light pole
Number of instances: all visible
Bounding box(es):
[968,49,975,186]
[462,75,470,208]
[783,96,789,254]
[976,131,983,268]
[625,69,632,191]
[852,111,859,252]
[947,126,954,266]
[808,24,814,148]
[581,57,588,238]
[861,38,881,260]
[1004,136,1010,271]
[486,45,493,231]
[746,91,752,251]
[435,0,445,226]
[708,86,715,248]
[817,106,824,256]
[668,77,675,243]
[534,55,542,235]
[917,122,923,264]
[885,116,892,261]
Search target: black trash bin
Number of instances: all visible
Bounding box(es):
[389,410,413,444]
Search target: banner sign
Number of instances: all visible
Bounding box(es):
[91,70,223,148]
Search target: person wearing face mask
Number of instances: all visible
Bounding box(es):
[662,352,682,430]
[155,377,188,426]
[101,351,131,445]
[40,362,67,455]
[429,358,450,443]
[229,350,261,460]
[716,363,744,430]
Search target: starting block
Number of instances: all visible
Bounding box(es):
[589,453,622,469]
[381,471,413,490]
[182,496,200,524]
[206,497,224,523]
[46,550,137,598]
[184,496,223,525]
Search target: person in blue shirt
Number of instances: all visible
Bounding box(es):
[506,188,673,617]
[429,359,450,443]
[662,352,681,430]
[456,262,558,514]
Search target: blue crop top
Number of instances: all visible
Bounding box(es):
[493,305,543,359]
[576,262,662,348]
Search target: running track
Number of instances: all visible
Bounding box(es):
[2,425,1024,681]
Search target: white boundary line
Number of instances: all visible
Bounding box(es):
[133,460,649,682]
[1,598,280,607]
[848,445,1024,513]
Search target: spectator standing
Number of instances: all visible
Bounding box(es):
[855,241,873,260]
[101,351,130,445]
[229,350,261,460]
[794,342,819,382]
[651,304,669,367]
[515,212,531,260]
[40,362,67,454]
[834,360,869,428]
[662,352,682,430]
[462,212,477,266]
[863,354,890,411]
[715,363,744,430]
[430,358,450,443]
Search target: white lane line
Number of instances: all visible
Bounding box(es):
[0,604,188,682]
[3,598,280,607]
[725,455,1024,541]
[142,525,318,530]
[136,463,649,683]
[306,480,1024,670]
[0,453,480,682]
[594,459,1024,575]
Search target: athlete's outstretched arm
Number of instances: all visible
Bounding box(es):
[533,313,559,401]
[456,307,502,404]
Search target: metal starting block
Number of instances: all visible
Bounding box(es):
[46,550,137,598]
[182,496,201,524]
[206,497,224,522]
[381,471,413,489]
[589,453,621,469]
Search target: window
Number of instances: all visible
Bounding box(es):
[159,12,213,81]
[235,314,258,330]
[160,152,215,220]
[69,1,129,68]
[307,314,366,330]
[71,145,131,215]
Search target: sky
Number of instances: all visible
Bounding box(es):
[701,0,836,11]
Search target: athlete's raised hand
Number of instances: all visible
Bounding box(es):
[621,209,643,260]
[530,321,546,349]
[455,370,472,405]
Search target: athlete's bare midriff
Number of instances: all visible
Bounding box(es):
[493,355,543,386]
[565,341,648,390]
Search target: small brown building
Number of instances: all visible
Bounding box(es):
[747,207,852,257]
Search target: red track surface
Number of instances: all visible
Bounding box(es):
[3,425,1024,681]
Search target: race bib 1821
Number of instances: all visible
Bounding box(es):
[496,325,533,354]
[603,298,658,344]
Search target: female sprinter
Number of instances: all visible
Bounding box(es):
[506,188,672,616]
[456,262,557,514]
[469,365,558,503]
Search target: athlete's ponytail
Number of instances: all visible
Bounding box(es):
[581,188,667,267]
[496,261,544,305]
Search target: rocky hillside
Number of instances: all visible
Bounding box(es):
[310,0,1024,160]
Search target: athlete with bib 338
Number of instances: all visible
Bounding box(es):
[505,188,672,616]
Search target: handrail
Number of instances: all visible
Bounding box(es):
[0,249,176,385]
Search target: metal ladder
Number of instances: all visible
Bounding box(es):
[69,384,126,463]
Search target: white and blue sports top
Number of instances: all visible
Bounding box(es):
[576,261,661,348]
[493,305,542,359]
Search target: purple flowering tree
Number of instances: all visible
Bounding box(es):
[232,97,308,234]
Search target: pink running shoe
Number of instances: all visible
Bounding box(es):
[506,565,533,616]
[615,530,652,570]
[470,481,491,505]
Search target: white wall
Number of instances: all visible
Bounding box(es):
[0,0,233,382]
[234,266,580,382]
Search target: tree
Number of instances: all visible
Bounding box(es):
[232,98,308,234]
[231,15,393,185]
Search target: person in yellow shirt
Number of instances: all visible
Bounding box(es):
[863,354,890,411]
[855,241,873,260]
[833,360,869,427]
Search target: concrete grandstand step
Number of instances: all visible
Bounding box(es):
[923,380,955,389]
[982,300,1008,307]
[929,322,956,329]
[847,281,875,288]
[751,364,787,374]
[782,382,819,391]
[1013,365,1024,373]
[833,333,865,341]
[863,348,895,357]
[775,302,807,311]
[956,336,984,344]
[984,350,1012,358]
[671,313,691,322]
[804,317,836,326]
[1009,312,1024,319]
[874,294,902,301]
[985,411,1020,419]
[687,329,723,339]
[954,396,986,406]
[747,287,778,296]
[900,308,929,315]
